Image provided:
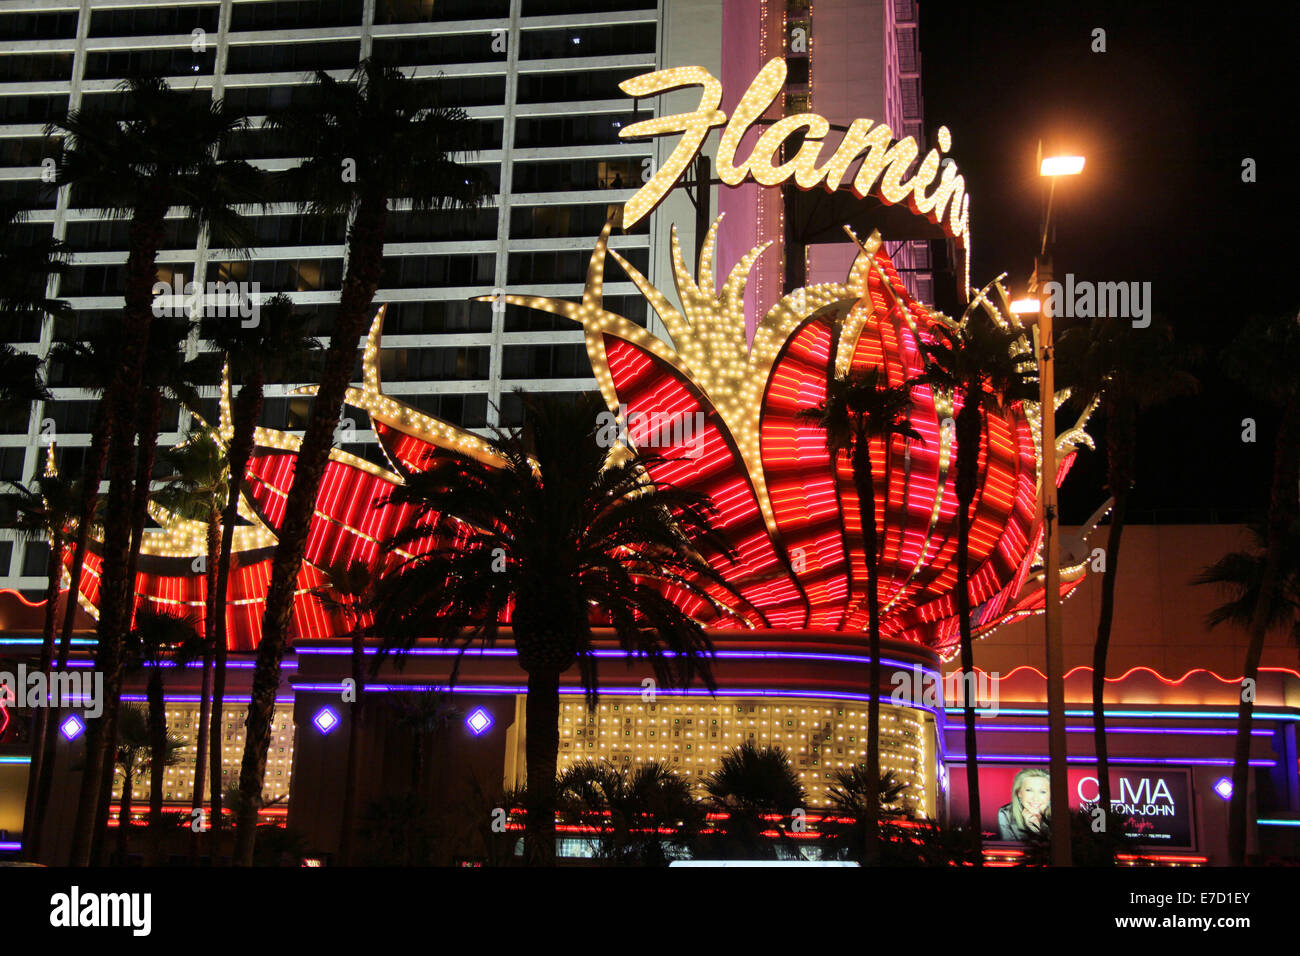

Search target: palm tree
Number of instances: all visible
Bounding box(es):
[45,335,116,672]
[556,759,703,866]
[1,467,78,860]
[1195,312,1300,866]
[86,319,209,865]
[0,344,51,426]
[110,705,151,865]
[1195,522,1300,862]
[370,391,737,865]
[48,75,260,866]
[920,308,1037,845]
[701,742,806,859]
[110,705,185,864]
[0,199,69,324]
[125,607,202,861]
[233,60,491,866]
[153,428,229,854]
[801,365,923,863]
[357,793,439,866]
[0,198,68,443]
[1056,315,1197,810]
[126,317,213,593]
[203,294,320,834]
[310,559,380,865]
[28,336,114,859]
[819,765,907,862]
[389,691,462,800]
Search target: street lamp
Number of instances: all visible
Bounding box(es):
[1026,145,1084,868]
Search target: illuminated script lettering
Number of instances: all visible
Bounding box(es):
[617,56,970,251]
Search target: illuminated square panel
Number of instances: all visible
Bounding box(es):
[114,705,296,815]
[555,696,932,814]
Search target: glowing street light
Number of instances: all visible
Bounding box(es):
[1039,155,1085,177]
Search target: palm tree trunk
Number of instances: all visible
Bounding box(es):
[125,387,162,593]
[115,763,134,865]
[412,733,425,795]
[1228,397,1298,865]
[339,629,365,864]
[69,202,164,866]
[955,406,982,855]
[29,408,111,861]
[1092,486,1127,812]
[89,701,121,866]
[853,436,882,865]
[92,391,164,863]
[189,516,220,862]
[146,667,166,863]
[57,404,110,672]
[209,376,262,839]
[91,389,163,863]
[523,668,561,866]
[21,531,63,859]
[233,197,387,867]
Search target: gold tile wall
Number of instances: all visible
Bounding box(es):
[557,697,934,814]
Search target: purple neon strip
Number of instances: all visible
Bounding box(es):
[290,682,944,717]
[57,660,295,670]
[120,695,295,704]
[294,645,937,673]
[944,753,1276,768]
[942,723,1271,736]
[984,707,1300,721]
[0,842,20,851]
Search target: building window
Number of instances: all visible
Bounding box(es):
[0,53,74,83]
[511,158,642,193]
[510,203,646,239]
[515,68,644,104]
[229,0,364,32]
[225,41,360,75]
[379,347,490,382]
[381,300,494,334]
[497,390,593,427]
[501,344,590,380]
[84,48,216,80]
[0,11,77,41]
[89,5,220,38]
[372,33,505,66]
[377,0,510,23]
[514,113,637,149]
[518,23,656,60]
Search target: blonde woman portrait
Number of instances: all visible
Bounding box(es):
[997,768,1051,841]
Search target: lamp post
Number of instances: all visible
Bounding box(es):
[1014,144,1084,867]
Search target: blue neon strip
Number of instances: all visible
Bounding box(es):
[0,756,31,765]
[944,753,1276,768]
[1257,819,1300,827]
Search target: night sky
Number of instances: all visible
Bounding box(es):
[918,1,1298,524]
